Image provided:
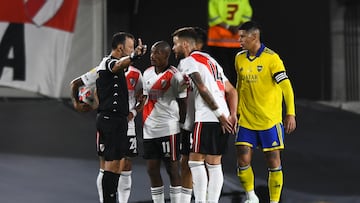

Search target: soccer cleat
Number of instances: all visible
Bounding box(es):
[244,200,259,203]
[244,195,259,203]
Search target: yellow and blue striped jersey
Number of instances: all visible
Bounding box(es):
[235,44,295,130]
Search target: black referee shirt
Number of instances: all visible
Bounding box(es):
[96,56,129,117]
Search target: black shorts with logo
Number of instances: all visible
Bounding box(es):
[180,129,192,156]
[96,134,138,158]
[96,112,128,161]
[143,134,180,161]
[192,122,229,155]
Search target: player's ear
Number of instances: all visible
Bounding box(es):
[117,45,124,52]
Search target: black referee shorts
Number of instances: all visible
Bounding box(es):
[96,112,128,161]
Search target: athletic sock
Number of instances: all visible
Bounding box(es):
[96,169,104,203]
[188,160,207,203]
[118,170,132,203]
[246,190,259,201]
[268,166,283,202]
[206,163,224,202]
[180,187,192,203]
[102,170,120,203]
[237,165,255,192]
[169,185,181,203]
[150,185,165,203]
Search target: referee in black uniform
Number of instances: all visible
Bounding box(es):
[96,32,147,203]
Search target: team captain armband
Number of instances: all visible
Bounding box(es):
[274,71,289,83]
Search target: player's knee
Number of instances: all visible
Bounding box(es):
[123,158,132,171]
[165,164,180,178]
[265,151,281,168]
[147,166,161,178]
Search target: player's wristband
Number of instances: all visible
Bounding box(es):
[130,52,140,62]
[213,108,223,117]
[130,109,137,117]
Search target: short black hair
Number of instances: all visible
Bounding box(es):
[171,27,198,42]
[193,26,207,44]
[111,32,135,50]
[152,40,171,55]
[239,21,261,33]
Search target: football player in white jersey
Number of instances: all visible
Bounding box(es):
[177,26,208,202]
[70,67,98,112]
[70,64,144,203]
[142,41,187,203]
[172,27,238,203]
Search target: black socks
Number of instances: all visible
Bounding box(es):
[102,171,120,203]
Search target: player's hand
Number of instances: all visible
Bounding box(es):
[131,38,147,60]
[73,101,92,112]
[218,114,235,134]
[127,112,135,122]
[177,73,191,91]
[283,115,296,134]
[182,74,191,86]
[228,114,238,134]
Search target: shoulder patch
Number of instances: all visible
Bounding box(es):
[236,49,247,56]
[263,47,275,55]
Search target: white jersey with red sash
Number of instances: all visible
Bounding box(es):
[142,65,187,139]
[178,51,230,122]
[125,65,143,136]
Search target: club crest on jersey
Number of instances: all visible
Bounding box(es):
[161,79,167,89]
[129,78,136,87]
[257,65,263,72]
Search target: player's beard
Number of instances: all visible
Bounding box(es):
[175,52,186,61]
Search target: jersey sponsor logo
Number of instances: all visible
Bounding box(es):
[242,74,258,83]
